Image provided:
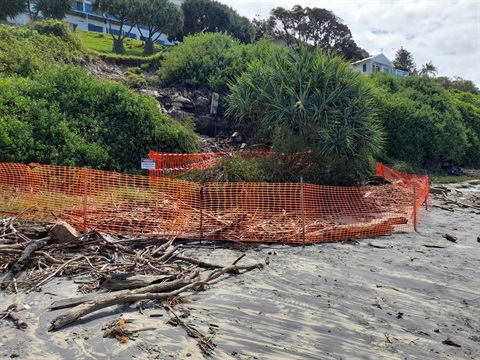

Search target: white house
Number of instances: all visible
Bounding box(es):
[7,0,184,46]
[350,53,409,77]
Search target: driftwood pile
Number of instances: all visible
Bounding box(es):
[0,216,265,356]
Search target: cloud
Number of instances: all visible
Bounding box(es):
[223,0,480,87]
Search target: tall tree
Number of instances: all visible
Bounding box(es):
[268,5,367,61]
[227,13,255,44]
[35,0,73,19]
[435,76,479,94]
[251,15,275,41]
[92,0,137,54]
[0,0,73,21]
[0,0,26,21]
[419,61,438,77]
[133,0,183,55]
[392,47,416,74]
[179,0,254,43]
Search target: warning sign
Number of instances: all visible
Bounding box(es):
[141,158,156,170]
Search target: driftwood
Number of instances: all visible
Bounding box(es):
[166,306,216,356]
[1,220,265,356]
[0,304,28,330]
[49,261,263,331]
[441,194,480,211]
[99,273,176,291]
[442,234,457,243]
[1,237,49,290]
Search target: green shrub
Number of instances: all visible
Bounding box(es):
[0,66,199,171]
[157,32,256,92]
[182,155,267,183]
[370,74,469,168]
[127,66,142,74]
[0,23,83,77]
[33,20,82,49]
[124,72,147,88]
[449,90,480,166]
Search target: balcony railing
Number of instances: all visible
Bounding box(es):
[380,66,409,77]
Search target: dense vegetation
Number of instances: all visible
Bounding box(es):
[227,46,384,184]
[0,22,198,172]
[1,17,479,182]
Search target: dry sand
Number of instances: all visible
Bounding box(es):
[1,182,479,360]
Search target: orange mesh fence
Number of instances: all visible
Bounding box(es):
[147,150,310,177]
[376,162,430,224]
[1,162,428,243]
[147,151,231,177]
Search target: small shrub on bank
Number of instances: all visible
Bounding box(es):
[182,155,267,183]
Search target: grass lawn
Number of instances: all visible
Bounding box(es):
[77,30,163,56]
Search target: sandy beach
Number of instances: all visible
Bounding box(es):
[1,181,479,360]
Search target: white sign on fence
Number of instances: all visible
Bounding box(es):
[141,158,156,170]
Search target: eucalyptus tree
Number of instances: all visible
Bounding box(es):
[267,5,367,60]
[133,0,183,55]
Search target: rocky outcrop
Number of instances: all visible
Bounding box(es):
[139,88,235,138]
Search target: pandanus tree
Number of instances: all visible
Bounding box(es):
[227,46,384,184]
[92,0,137,54]
[133,0,183,55]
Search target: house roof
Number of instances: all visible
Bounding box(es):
[351,53,394,67]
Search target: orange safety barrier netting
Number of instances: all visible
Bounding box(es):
[0,162,429,243]
[147,150,312,177]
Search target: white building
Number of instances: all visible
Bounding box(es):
[8,0,184,46]
[350,53,409,77]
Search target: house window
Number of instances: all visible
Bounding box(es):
[85,4,92,13]
[88,24,103,33]
[75,1,83,11]
[362,64,367,72]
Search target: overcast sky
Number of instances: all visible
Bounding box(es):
[222,0,480,88]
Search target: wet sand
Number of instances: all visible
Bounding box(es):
[1,182,479,359]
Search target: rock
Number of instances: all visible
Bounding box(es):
[171,94,194,108]
[195,115,217,136]
[442,233,457,242]
[210,92,220,114]
[48,220,80,244]
[231,131,242,143]
[139,89,159,98]
[169,109,194,120]
[196,96,210,106]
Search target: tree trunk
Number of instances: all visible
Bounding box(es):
[144,40,155,55]
[112,38,125,54]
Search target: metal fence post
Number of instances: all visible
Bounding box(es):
[413,182,417,232]
[300,177,306,246]
[199,185,204,240]
[83,168,88,243]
